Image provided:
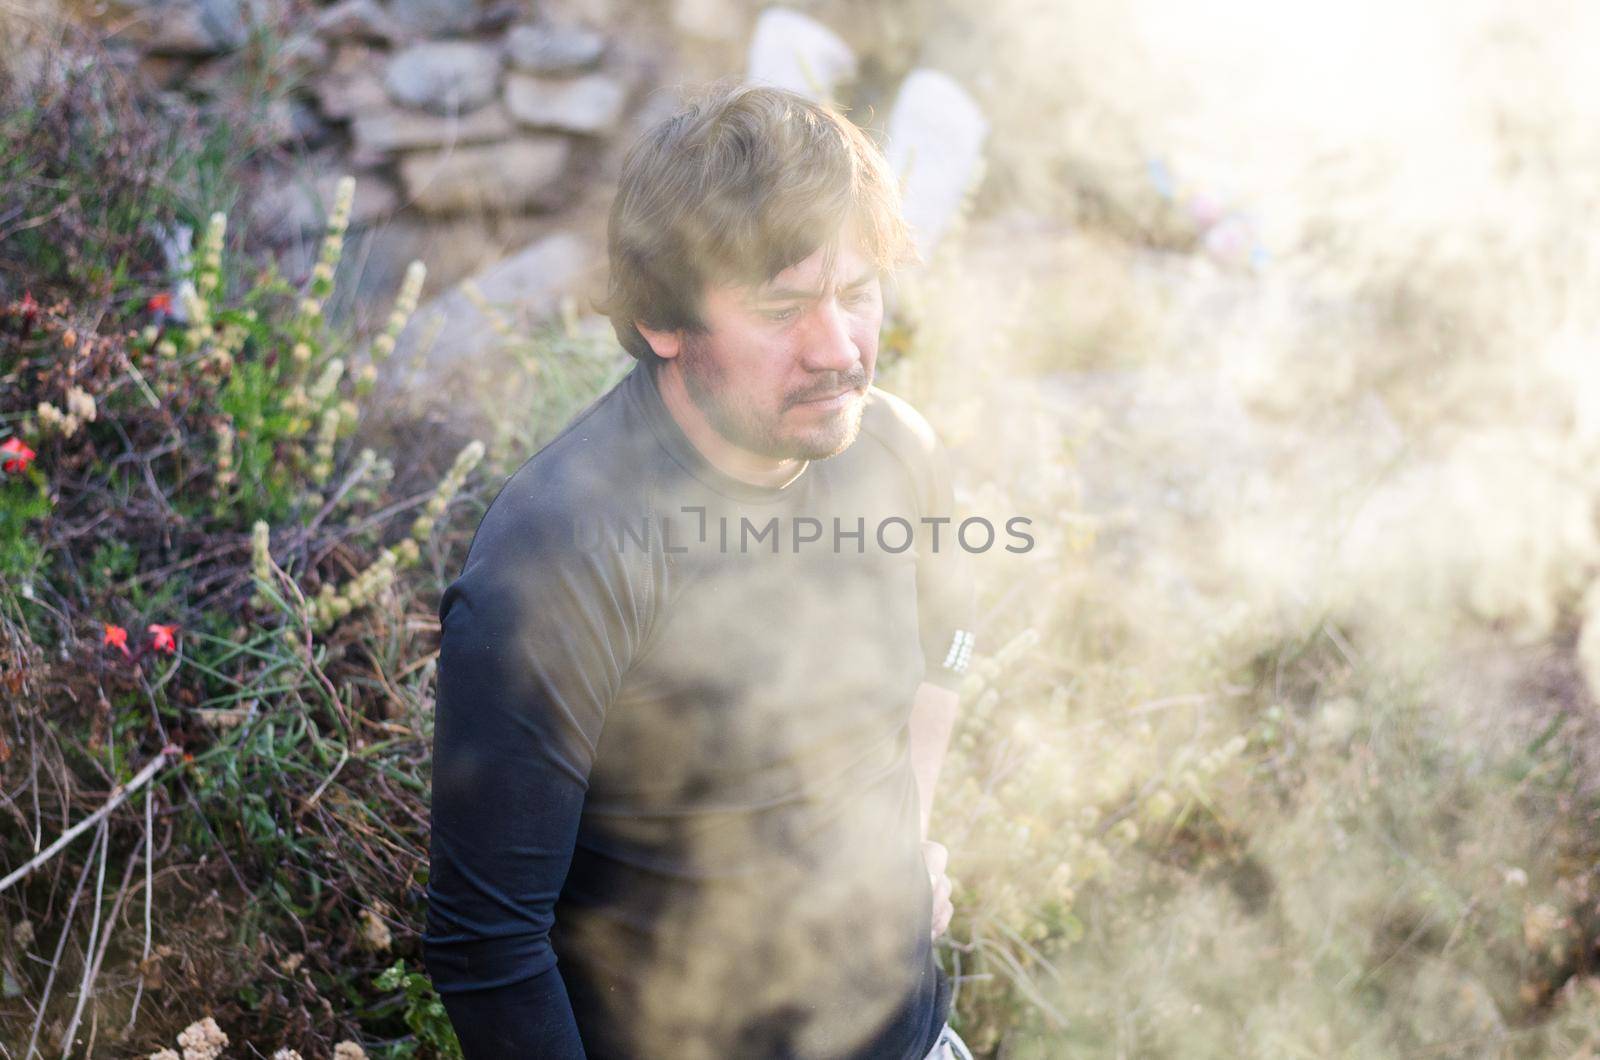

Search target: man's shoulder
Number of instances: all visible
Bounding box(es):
[859,384,945,465]
[468,372,656,560]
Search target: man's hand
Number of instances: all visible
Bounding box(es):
[922,839,953,941]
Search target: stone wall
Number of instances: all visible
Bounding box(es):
[65,0,1007,401]
[98,0,717,317]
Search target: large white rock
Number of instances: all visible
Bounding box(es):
[744,7,856,101]
[384,41,502,114]
[504,71,626,135]
[397,136,570,214]
[884,69,989,259]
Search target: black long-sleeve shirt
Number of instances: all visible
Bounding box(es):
[424,357,976,1059]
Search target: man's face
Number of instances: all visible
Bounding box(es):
[674,236,883,462]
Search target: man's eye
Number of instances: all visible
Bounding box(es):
[842,288,874,306]
[762,307,799,322]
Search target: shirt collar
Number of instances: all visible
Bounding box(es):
[628,358,813,504]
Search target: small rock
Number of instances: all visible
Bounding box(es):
[388,0,478,36]
[671,0,746,43]
[504,22,605,75]
[251,168,401,242]
[504,71,624,135]
[385,41,502,114]
[398,135,570,214]
[285,99,333,146]
[473,0,521,34]
[351,101,515,154]
[313,0,400,44]
[345,172,404,227]
[278,32,332,79]
[140,0,245,53]
[397,231,597,385]
[137,53,197,90]
[119,0,281,54]
[260,98,300,143]
[313,44,390,120]
[186,52,243,94]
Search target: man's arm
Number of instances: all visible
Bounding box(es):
[909,680,961,842]
[425,489,647,1059]
[900,404,975,843]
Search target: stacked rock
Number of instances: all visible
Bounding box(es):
[312,6,631,216]
[107,0,635,228]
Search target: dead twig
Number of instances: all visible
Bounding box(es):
[24,819,98,1060]
[59,818,112,1053]
[126,779,155,1032]
[0,745,177,897]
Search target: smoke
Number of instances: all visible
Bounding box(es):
[874,0,1600,1053]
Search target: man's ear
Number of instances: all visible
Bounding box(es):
[635,322,682,361]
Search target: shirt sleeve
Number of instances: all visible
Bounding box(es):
[423,482,651,1057]
[911,418,978,694]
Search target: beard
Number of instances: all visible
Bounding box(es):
[678,332,871,461]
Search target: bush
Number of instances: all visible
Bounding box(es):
[0,32,243,309]
[0,163,541,1054]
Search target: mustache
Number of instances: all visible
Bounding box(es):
[788,365,872,405]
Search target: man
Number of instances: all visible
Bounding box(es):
[423,82,978,1060]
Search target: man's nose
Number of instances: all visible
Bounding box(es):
[801,297,860,374]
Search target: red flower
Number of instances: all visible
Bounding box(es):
[18,291,38,325]
[148,624,178,654]
[103,623,131,657]
[146,292,172,315]
[1,437,34,474]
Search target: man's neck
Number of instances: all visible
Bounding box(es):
[653,361,809,489]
